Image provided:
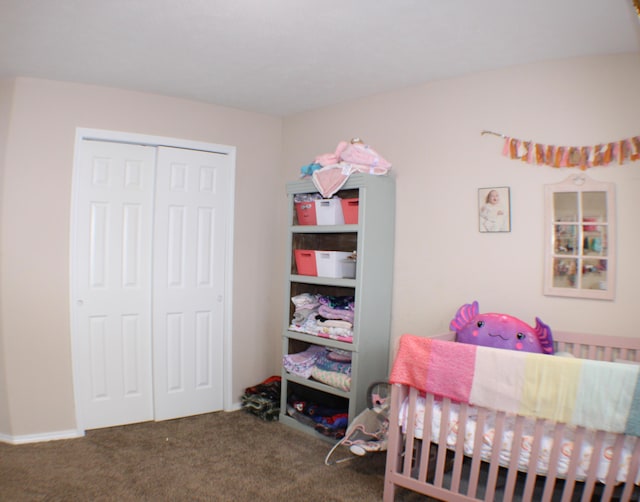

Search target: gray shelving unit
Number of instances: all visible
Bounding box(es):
[279,173,395,441]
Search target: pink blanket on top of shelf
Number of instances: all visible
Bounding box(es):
[389,334,640,436]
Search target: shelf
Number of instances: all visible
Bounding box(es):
[291,224,358,233]
[278,414,338,444]
[284,373,351,399]
[285,329,354,351]
[289,274,356,288]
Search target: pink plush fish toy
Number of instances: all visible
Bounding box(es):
[449,301,554,354]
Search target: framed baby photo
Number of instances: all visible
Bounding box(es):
[478,186,511,233]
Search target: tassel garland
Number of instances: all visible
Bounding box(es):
[483,130,640,170]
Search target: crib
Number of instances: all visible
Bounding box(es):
[383,331,640,502]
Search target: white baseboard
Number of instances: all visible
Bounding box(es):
[226,401,242,412]
[0,429,84,445]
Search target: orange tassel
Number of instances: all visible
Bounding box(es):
[631,137,640,161]
[553,147,564,168]
[535,143,545,164]
[493,134,640,167]
[509,138,518,159]
[592,144,602,166]
[619,140,627,165]
[603,143,613,165]
[579,147,589,170]
[520,141,530,162]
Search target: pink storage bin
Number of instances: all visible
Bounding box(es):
[341,198,359,224]
[295,201,317,226]
[294,249,317,276]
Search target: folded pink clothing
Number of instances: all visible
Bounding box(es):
[340,143,391,171]
[318,304,355,323]
[349,163,391,175]
[312,164,354,198]
[314,141,349,167]
[311,140,391,196]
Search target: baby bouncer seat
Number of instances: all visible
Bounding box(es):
[324,381,390,465]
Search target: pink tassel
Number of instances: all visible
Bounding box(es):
[560,147,570,167]
[527,142,536,163]
[502,137,511,157]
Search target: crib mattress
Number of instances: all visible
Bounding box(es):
[400,396,640,485]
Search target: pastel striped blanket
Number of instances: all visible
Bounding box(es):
[389,334,640,436]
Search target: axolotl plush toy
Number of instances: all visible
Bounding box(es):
[449,301,554,354]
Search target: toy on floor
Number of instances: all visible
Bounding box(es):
[324,381,390,465]
[449,301,554,354]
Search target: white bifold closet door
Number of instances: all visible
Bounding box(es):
[73,140,228,430]
[152,146,226,421]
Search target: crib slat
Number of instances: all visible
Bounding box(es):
[402,386,419,478]
[540,422,565,501]
[449,402,469,494]
[482,411,506,501]
[432,397,451,486]
[560,425,585,502]
[621,437,640,502]
[601,433,627,500]
[503,414,525,500]
[581,430,606,501]
[522,418,545,501]
[467,407,487,498]
[417,393,435,482]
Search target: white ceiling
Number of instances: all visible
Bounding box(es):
[1,0,639,117]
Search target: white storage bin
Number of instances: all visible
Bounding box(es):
[315,251,356,279]
[315,198,345,225]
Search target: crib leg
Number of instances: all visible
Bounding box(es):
[382,478,396,502]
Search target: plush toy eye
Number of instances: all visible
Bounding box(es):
[477,321,485,328]
[516,332,525,340]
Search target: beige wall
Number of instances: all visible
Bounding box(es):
[0,78,283,438]
[281,53,639,361]
[2,52,639,439]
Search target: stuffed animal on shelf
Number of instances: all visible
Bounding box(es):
[449,301,554,354]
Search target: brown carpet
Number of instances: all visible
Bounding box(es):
[0,410,411,502]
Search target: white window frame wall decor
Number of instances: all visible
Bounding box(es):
[543,174,615,300]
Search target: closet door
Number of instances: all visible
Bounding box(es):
[72,140,156,429]
[152,146,229,420]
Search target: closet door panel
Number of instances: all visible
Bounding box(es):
[73,140,156,430]
[153,146,229,421]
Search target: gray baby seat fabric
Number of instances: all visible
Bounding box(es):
[324,381,390,465]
